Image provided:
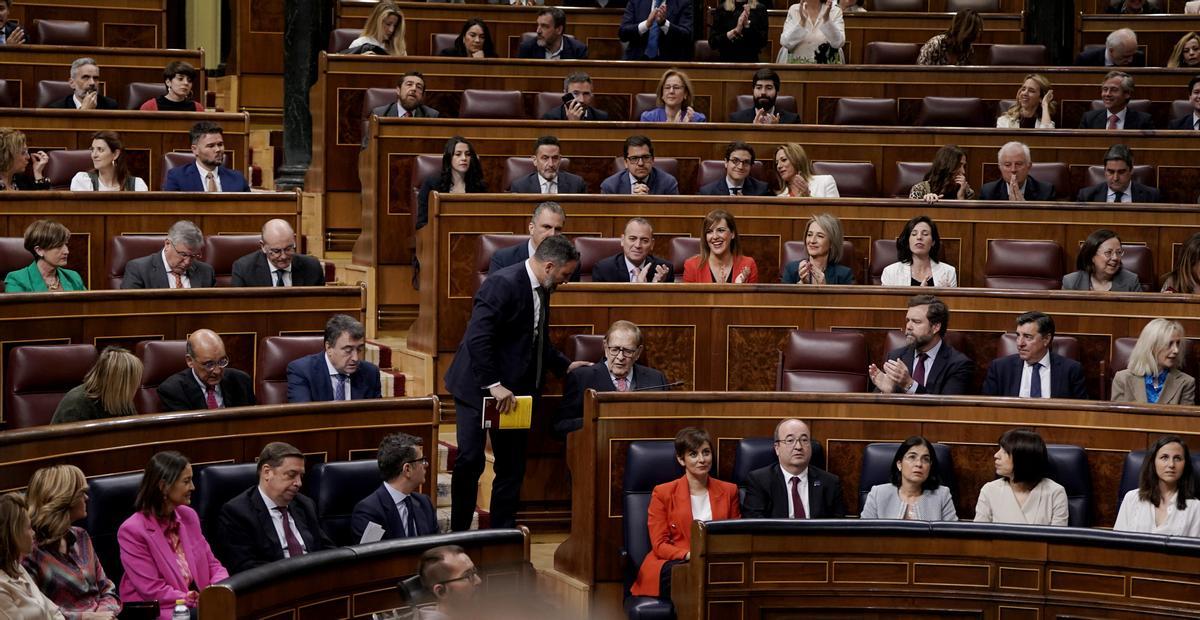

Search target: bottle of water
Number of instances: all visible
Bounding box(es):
[172,599,189,620]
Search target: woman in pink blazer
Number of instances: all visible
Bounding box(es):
[118,451,227,620]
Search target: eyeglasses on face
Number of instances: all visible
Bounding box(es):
[171,242,203,261]
[726,157,752,168]
[403,457,430,467]
[193,357,229,371]
[605,346,639,358]
[265,244,296,257]
[625,155,652,164]
[774,436,810,447]
[438,566,479,585]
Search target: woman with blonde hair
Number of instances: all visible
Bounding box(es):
[709,0,771,63]
[1112,319,1196,405]
[1168,32,1200,68]
[783,213,853,284]
[775,143,838,197]
[24,465,121,619]
[346,1,406,56]
[917,8,983,66]
[51,347,143,424]
[997,74,1056,129]
[640,68,706,123]
[0,127,50,191]
[0,493,66,619]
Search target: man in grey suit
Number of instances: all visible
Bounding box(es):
[231,219,327,287]
[121,220,215,289]
[372,71,440,119]
[508,136,588,194]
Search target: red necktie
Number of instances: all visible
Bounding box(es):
[616,376,628,392]
[1107,114,1118,130]
[276,506,305,558]
[205,385,218,409]
[790,476,806,519]
[913,353,928,388]
[172,272,183,288]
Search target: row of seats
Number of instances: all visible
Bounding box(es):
[12,149,202,190]
[4,18,94,46]
[0,79,181,111]
[831,96,1193,128]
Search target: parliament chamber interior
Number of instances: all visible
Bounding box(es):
[4,0,1200,618]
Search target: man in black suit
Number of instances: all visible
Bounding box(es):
[1075,28,1145,67]
[231,219,326,287]
[508,136,588,194]
[1076,144,1160,203]
[517,8,588,59]
[869,295,975,396]
[599,135,679,195]
[120,220,216,289]
[591,217,674,283]
[619,0,693,61]
[1079,72,1155,130]
[1168,75,1200,130]
[742,418,846,519]
[541,72,610,121]
[729,68,800,125]
[555,320,670,435]
[351,432,438,542]
[444,235,590,531]
[371,71,440,119]
[217,442,333,574]
[978,142,1057,202]
[698,141,773,196]
[45,58,118,109]
[157,329,257,412]
[982,311,1088,399]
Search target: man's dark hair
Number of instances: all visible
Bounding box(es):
[908,294,948,337]
[420,545,467,588]
[1102,143,1134,168]
[997,429,1051,487]
[888,436,942,491]
[538,6,566,29]
[724,140,755,162]
[324,313,365,347]
[623,135,653,158]
[563,72,592,91]
[397,70,424,87]
[752,67,781,91]
[1015,311,1055,338]
[257,441,303,474]
[534,135,560,151]
[1189,75,1200,92]
[189,121,223,145]
[163,60,197,84]
[377,432,424,481]
[532,232,579,264]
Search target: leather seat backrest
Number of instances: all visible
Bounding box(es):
[995,333,1080,361]
[192,462,258,541]
[84,472,142,582]
[872,0,925,10]
[781,240,858,284]
[502,156,572,191]
[863,42,920,65]
[162,151,197,188]
[914,97,989,128]
[362,87,395,118]
[310,460,383,546]
[534,92,565,119]
[1084,164,1155,189]
[693,39,716,61]
[734,95,797,114]
[812,161,877,198]
[257,335,325,405]
[32,19,94,45]
[1110,337,1138,375]
[458,89,524,120]
[567,334,606,363]
[890,161,932,197]
[43,150,92,189]
[432,33,456,55]
[1046,444,1092,527]
[947,0,998,9]
[622,441,683,587]
[778,330,868,392]
[1028,162,1069,199]
[858,442,956,511]
[1172,99,1192,121]
[475,234,529,290]
[0,237,28,278]
[869,238,899,284]
[133,340,187,414]
[575,237,621,282]
[5,344,98,428]
[205,235,260,287]
[410,154,444,221]
[632,93,657,120]
[832,98,897,126]
[1089,99,1152,115]
[36,81,74,108]
[984,239,1064,289]
[123,82,165,110]
[107,236,167,289]
[328,27,359,53]
[0,79,19,107]
[985,43,1047,65]
[668,237,701,282]
[610,157,679,180]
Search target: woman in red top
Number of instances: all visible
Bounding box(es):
[682,209,758,283]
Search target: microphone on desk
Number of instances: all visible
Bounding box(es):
[632,380,685,392]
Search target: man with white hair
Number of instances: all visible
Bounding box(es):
[979,142,1057,202]
[45,57,118,109]
[121,220,216,288]
[1076,28,1145,67]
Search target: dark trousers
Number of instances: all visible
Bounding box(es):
[450,396,531,531]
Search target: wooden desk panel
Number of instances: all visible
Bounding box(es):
[1079,16,1200,68]
[0,45,204,109]
[9,0,167,48]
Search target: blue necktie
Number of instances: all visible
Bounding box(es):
[1029,363,1042,398]
[334,373,348,400]
[646,0,661,59]
[402,496,418,537]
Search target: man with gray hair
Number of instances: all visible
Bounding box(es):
[541,72,609,120]
[488,201,579,282]
[231,218,326,286]
[45,57,118,109]
[120,220,215,288]
[978,142,1056,202]
[1079,71,1155,130]
[287,313,381,402]
[1076,28,1145,67]
[1076,144,1160,203]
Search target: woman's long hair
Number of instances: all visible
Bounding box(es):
[923,145,965,197]
[362,1,406,56]
[1167,31,1199,68]
[436,136,488,194]
[1164,232,1200,294]
[1138,435,1195,510]
[453,18,497,58]
[943,9,983,58]
[90,130,131,190]
[81,346,142,417]
[1002,74,1057,122]
[27,464,86,547]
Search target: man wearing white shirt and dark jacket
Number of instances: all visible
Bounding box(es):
[507,136,587,194]
[742,418,846,519]
[982,311,1088,399]
[555,320,669,436]
[351,433,438,542]
[286,314,381,402]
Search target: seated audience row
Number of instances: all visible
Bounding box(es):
[33,57,204,112]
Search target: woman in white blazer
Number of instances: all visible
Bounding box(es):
[775,143,839,198]
[880,216,957,287]
[861,436,958,521]
[1114,435,1200,537]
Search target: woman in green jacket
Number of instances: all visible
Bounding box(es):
[4,219,86,292]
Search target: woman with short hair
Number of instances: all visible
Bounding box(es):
[1112,319,1196,405]
[3,220,86,292]
[0,127,49,191]
[860,436,958,521]
[783,213,853,285]
[1061,229,1141,292]
[0,493,66,619]
[640,68,706,123]
[1114,436,1200,536]
[51,347,143,424]
[974,429,1068,526]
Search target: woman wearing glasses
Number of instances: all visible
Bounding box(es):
[1061,229,1141,292]
[860,436,958,521]
[1112,319,1195,405]
[155,329,257,412]
[51,347,143,424]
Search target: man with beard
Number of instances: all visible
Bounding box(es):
[444,234,591,530]
[507,136,588,194]
[869,294,975,395]
[45,58,118,109]
[729,68,799,124]
[517,7,588,59]
[163,121,251,191]
[372,71,440,119]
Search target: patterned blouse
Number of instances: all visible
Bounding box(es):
[916,34,974,66]
[23,527,121,619]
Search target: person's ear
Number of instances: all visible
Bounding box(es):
[432,584,446,599]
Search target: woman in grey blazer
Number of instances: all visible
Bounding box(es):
[1062,229,1142,292]
[1112,318,1197,405]
[861,436,958,521]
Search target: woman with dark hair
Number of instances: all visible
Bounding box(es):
[909,145,973,203]
[70,131,147,192]
[881,216,957,287]
[777,0,845,64]
[631,428,739,599]
[52,347,143,424]
[916,8,983,66]
[683,209,758,283]
[640,68,706,123]
[860,437,958,521]
[974,429,1068,526]
[416,136,488,231]
[117,452,226,620]
[0,127,49,191]
[439,18,497,58]
[839,0,866,12]
[0,493,66,619]
[783,213,853,284]
[1112,319,1196,405]
[997,74,1056,129]
[1161,232,1200,294]
[1062,229,1141,292]
[709,0,771,63]
[3,220,86,292]
[1115,436,1200,536]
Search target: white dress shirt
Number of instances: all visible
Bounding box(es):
[1019,351,1053,398]
[258,487,307,557]
[689,491,712,521]
[383,482,414,536]
[191,371,223,407]
[196,162,223,192]
[780,465,810,518]
[160,250,190,288]
[324,353,353,401]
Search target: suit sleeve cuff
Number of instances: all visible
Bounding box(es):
[485,382,501,390]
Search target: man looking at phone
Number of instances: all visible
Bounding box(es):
[0,1,25,45]
[46,58,118,110]
[541,72,610,121]
[729,68,799,125]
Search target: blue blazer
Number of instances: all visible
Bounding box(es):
[350,484,438,542]
[163,164,250,192]
[639,107,706,122]
[619,0,694,60]
[981,353,1088,399]
[599,169,679,195]
[698,175,772,196]
[488,243,581,281]
[782,261,854,284]
[286,351,381,403]
[517,35,589,59]
[590,252,674,282]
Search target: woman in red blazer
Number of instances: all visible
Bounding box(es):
[683,209,759,284]
[631,427,741,598]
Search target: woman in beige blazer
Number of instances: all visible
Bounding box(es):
[1112,319,1196,405]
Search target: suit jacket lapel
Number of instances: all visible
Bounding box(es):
[251,490,284,558]
[311,354,333,401]
[377,487,404,536]
[924,346,949,390]
[254,252,272,285]
[770,469,789,518]
[807,473,822,518]
[1160,371,1182,404]
[149,254,169,288]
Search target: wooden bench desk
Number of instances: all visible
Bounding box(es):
[8,0,168,48]
[0,45,205,109]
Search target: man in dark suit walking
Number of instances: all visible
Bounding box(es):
[869,295,975,396]
[1075,28,1145,67]
[742,418,846,519]
[983,311,1088,399]
[508,136,587,194]
[231,219,326,287]
[1076,144,1160,203]
[600,135,679,195]
[286,314,381,402]
[517,8,588,59]
[619,0,693,61]
[978,142,1057,201]
[1079,72,1155,130]
[45,58,118,109]
[121,220,216,289]
[555,320,670,435]
[698,141,773,196]
[729,69,800,124]
[444,235,590,530]
[1167,75,1200,130]
[591,217,674,282]
[488,202,580,285]
[541,73,610,121]
[217,442,333,574]
[157,329,256,412]
[351,432,438,542]
[162,121,251,192]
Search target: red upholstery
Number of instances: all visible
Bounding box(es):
[914,97,990,128]
[948,0,997,8]
[42,150,92,190]
[890,161,932,197]
[574,237,621,282]
[432,33,456,55]
[257,336,324,405]
[1084,164,1155,189]
[812,161,877,198]
[863,42,920,64]
[633,93,657,119]
[133,340,187,414]
[123,82,164,110]
[107,236,166,289]
[1110,337,1137,375]
[669,237,701,282]
[567,334,606,363]
[329,28,359,53]
[609,157,678,179]
[36,81,74,108]
[534,92,566,119]
[0,80,18,107]
[32,19,94,46]
[984,240,1065,290]
[781,240,859,284]
[205,235,260,287]
[0,237,27,279]
[996,333,1081,362]
[734,95,797,114]
[984,44,1047,65]
[162,152,196,187]
[5,344,98,429]
[872,0,926,9]
[362,87,395,118]
[1089,99,1152,115]
[476,234,528,289]
[831,98,897,126]
[502,156,571,191]
[869,238,899,285]
[1029,162,1070,199]
[778,330,868,392]
[696,160,769,188]
[458,89,524,119]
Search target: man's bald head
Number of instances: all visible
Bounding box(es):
[186,329,228,387]
[260,219,298,270]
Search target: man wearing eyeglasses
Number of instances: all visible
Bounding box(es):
[555,320,669,436]
[418,545,481,618]
[600,135,679,195]
[120,220,216,289]
[351,432,438,542]
[157,328,256,412]
[742,418,845,519]
[698,141,772,196]
[231,219,326,287]
[1075,144,1160,204]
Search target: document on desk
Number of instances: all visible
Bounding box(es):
[359,521,385,544]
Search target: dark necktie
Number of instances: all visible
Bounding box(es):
[275,506,305,558]
[274,269,285,287]
[730,187,743,196]
[334,373,348,400]
[402,495,418,537]
[534,286,549,386]
[645,0,661,58]
[913,352,928,388]
[790,476,806,519]
[1029,362,1043,398]
[1113,190,1124,203]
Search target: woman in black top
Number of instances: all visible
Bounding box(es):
[440,18,498,58]
[0,128,49,191]
[416,136,488,230]
[709,0,772,63]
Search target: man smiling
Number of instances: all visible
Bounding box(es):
[555,320,669,434]
[591,218,674,282]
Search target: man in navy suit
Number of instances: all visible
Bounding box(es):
[351,432,438,542]
[120,220,216,289]
[444,235,590,531]
[1168,75,1200,130]
[619,0,693,61]
[1076,144,1160,203]
[1075,28,1145,67]
[508,136,588,194]
[983,311,1088,399]
[698,141,773,196]
[157,329,257,412]
[869,295,975,396]
[1079,72,1155,130]
[742,418,846,519]
[488,202,580,284]
[555,320,670,435]
[163,121,251,192]
[231,219,326,287]
[600,135,679,195]
[45,58,118,110]
[591,217,674,283]
[286,314,381,402]
[978,142,1057,202]
[517,8,588,59]
[729,69,801,125]
[541,72,610,121]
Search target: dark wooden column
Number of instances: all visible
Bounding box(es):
[1027,0,1075,66]
[277,0,330,190]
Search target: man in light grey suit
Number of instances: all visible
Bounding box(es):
[508,136,588,194]
[120,220,216,289]
[372,71,440,119]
